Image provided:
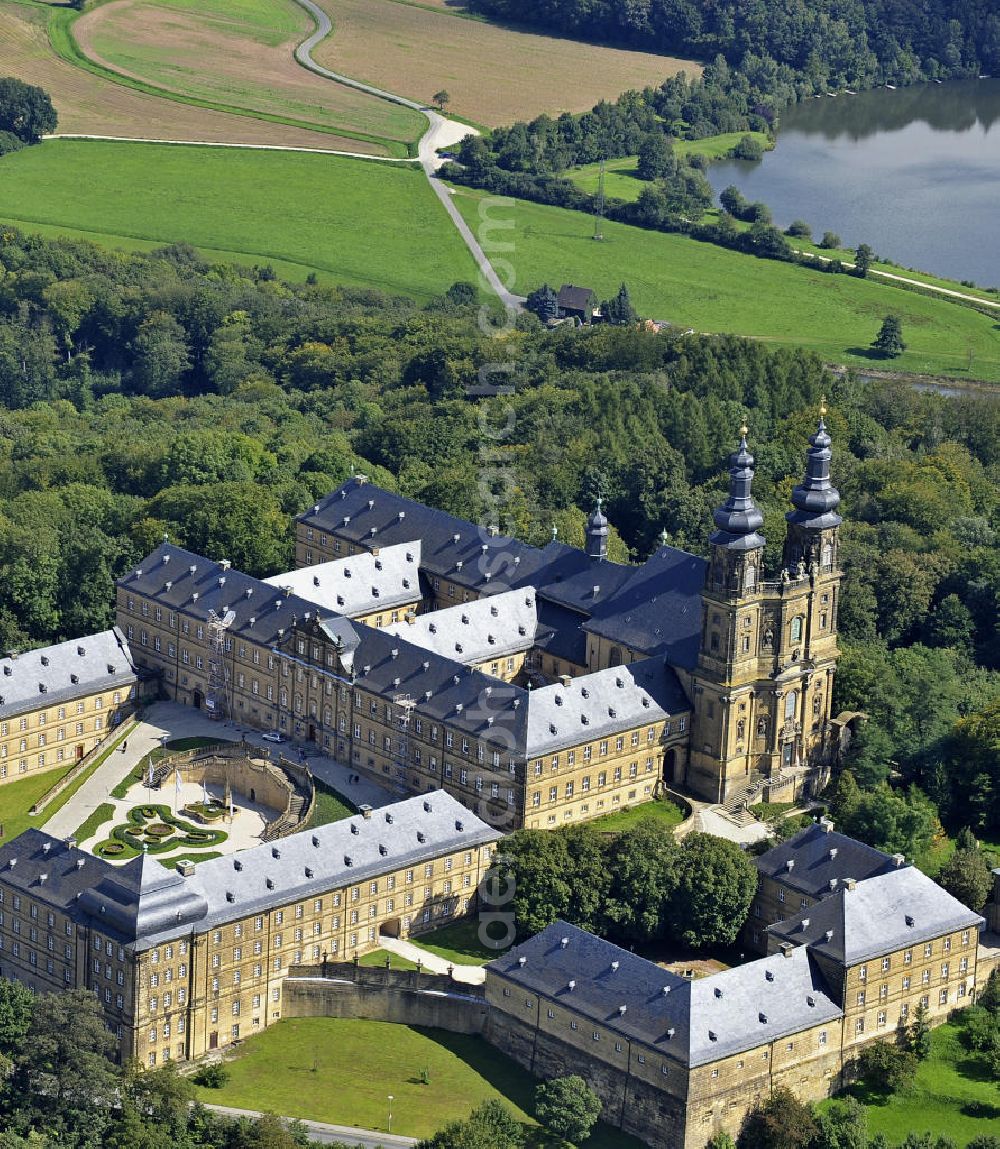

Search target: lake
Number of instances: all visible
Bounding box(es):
[707,79,1000,289]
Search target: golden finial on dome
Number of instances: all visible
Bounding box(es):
[739,422,749,438]
[819,395,828,418]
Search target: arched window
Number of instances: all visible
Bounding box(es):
[745,563,757,590]
[821,543,833,569]
[790,616,803,643]
[784,692,797,720]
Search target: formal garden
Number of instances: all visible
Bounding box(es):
[92,803,228,860]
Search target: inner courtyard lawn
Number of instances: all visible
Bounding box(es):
[411,919,500,966]
[192,1017,645,1146]
[0,140,480,299]
[589,794,687,833]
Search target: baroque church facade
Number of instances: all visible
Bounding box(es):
[115,409,845,825]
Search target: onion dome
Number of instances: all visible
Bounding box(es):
[710,426,765,551]
[585,499,609,560]
[787,400,842,531]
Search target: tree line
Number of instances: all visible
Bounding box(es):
[465,0,1000,89]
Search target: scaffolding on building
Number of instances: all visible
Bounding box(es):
[205,609,236,721]
[394,694,415,790]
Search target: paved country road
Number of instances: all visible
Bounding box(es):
[291,0,524,315]
[203,1104,417,1148]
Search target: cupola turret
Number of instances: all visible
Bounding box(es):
[585,499,608,561]
[710,427,765,552]
[784,400,842,571]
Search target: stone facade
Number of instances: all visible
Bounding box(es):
[0,791,499,1066]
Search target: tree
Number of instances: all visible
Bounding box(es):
[812,1097,868,1149]
[706,1135,737,1149]
[0,77,56,142]
[0,978,33,1057]
[526,283,559,323]
[937,847,993,912]
[602,819,677,943]
[601,282,636,326]
[13,988,118,1141]
[667,832,757,948]
[719,185,747,218]
[854,243,874,277]
[418,1100,523,1149]
[872,315,905,358]
[785,219,812,239]
[737,1087,817,1149]
[854,1040,917,1093]
[819,231,841,249]
[433,90,450,112]
[535,1075,602,1144]
[734,134,764,161]
[907,1001,932,1060]
[636,132,675,180]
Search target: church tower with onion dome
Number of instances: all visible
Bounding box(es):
[687,407,843,804]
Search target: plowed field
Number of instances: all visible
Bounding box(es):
[312,0,700,126]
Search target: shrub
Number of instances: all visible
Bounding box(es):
[855,1039,917,1093]
[192,1062,229,1088]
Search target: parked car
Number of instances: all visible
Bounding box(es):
[261,731,286,743]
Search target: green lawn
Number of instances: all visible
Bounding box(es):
[451,186,1000,381]
[194,1017,644,1146]
[357,948,420,971]
[821,1021,1000,1146]
[412,919,501,967]
[307,780,357,828]
[590,795,686,834]
[0,140,479,299]
[568,134,772,201]
[0,722,134,844]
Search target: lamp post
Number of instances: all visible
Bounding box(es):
[388,1095,393,1133]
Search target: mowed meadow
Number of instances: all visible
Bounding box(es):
[0,141,479,297]
[71,0,425,151]
[312,0,697,126]
[0,0,357,148]
[449,186,1000,381]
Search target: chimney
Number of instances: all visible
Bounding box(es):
[560,674,572,688]
[893,854,906,868]
[176,859,195,877]
[360,805,373,820]
[781,943,795,959]
[219,559,231,572]
[845,878,857,891]
[819,816,834,833]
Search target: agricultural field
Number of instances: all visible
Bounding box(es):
[312,0,697,126]
[0,140,479,297]
[72,0,424,151]
[0,0,371,150]
[450,186,1000,381]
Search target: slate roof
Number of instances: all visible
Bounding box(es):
[768,866,985,966]
[136,789,501,948]
[120,543,325,648]
[524,658,690,758]
[488,921,841,1067]
[582,545,708,670]
[0,829,107,914]
[0,629,137,720]
[755,821,903,899]
[264,542,422,618]
[298,480,549,596]
[2,793,500,951]
[383,588,538,664]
